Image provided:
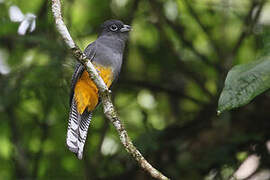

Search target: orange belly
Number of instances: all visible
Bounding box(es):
[74,64,113,114]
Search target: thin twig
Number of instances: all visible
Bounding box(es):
[183,0,223,59]
[6,107,30,178]
[148,10,215,100]
[31,122,49,178]
[51,0,170,179]
[232,0,266,57]
[4,68,33,178]
[149,0,222,71]
[120,78,207,105]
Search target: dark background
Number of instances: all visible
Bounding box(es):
[1,0,270,179]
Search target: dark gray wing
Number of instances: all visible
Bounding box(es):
[67,41,97,159]
[69,42,97,105]
[69,63,84,106]
[84,41,97,60]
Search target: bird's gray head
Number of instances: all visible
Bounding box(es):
[99,19,131,42]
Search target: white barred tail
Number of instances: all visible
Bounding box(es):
[66,97,92,159]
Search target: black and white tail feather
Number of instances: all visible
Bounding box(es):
[67,97,92,159]
[66,42,96,159]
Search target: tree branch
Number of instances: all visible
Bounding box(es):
[231,154,260,180]
[183,0,223,59]
[120,78,207,105]
[7,107,30,178]
[31,121,49,179]
[147,12,215,100]
[232,0,266,57]
[149,0,222,71]
[51,0,169,179]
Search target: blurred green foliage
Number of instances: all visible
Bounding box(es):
[1,0,270,179]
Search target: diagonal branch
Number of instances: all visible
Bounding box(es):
[51,0,170,179]
[232,0,266,57]
[148,12,215,100]
[183,0,223,59]
[149,0,222,72]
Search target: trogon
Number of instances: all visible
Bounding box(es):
[66,20,131,159]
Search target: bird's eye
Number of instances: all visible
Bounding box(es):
[110,24,118,31]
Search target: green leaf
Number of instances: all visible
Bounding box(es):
[218,57,270,114]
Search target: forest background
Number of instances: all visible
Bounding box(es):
[1,0,270,179]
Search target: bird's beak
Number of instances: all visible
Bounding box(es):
[120,25,132,32]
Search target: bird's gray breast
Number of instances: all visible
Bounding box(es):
[93,37,124,78]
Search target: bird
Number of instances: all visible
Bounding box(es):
[66,20,131,159]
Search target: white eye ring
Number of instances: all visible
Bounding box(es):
[110,24,118,31]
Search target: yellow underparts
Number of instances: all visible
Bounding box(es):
[74,64,113,114]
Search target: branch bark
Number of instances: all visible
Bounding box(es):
[51,0,170,179]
